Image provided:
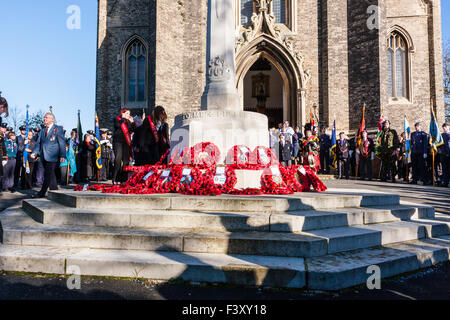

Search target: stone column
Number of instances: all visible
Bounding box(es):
[201,0,241,111]
[170,0,269,164]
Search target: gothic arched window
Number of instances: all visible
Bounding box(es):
[126,40,147,103]
[387,32,409,100]
[237,0,294,29]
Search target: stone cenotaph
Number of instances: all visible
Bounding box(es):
[170,0,269,163]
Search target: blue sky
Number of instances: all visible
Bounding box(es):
[0,1,449,134]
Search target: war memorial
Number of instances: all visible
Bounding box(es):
[0,0,449,292]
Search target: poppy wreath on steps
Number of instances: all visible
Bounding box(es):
[260,165,293,195]
[202,165,237,195]
[280,164,303,192]
[291,165,327,192]
[225,145,252,169]
[152,168,175,193]
[249,146,279,169]
[172,166,202,195]
[183,142,221,169]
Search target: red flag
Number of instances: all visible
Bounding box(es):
[357,104,366,147]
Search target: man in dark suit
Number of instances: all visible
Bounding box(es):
[410,122,429,185]
[279,134,292,167]
[31,113,66,198]
[13,125,27,191]
[337,132,350,179]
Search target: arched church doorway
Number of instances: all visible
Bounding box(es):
[241,57,285,128]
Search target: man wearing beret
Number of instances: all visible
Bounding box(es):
[13,125,27,191]
[377,120,400,182]
[410,122,429,185]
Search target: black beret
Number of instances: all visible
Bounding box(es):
[0,123,7,128]
[19,125,26,131]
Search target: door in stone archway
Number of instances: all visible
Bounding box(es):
[240,57,288,128]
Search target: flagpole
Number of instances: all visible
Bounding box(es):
[67,162,70,185]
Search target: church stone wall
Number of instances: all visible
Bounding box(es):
[96,0,445,135]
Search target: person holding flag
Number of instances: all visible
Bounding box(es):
[374,109,385,159]
[355,104,366,178]
[94,113,103,181]
[330,120,337,170]
[377,120,400,182]
[439,122,449,187]
[398,115,411,182]
[428,105,444,186]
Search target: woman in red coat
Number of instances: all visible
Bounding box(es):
[112,108,135,184]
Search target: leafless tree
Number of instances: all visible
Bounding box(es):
[5,105,25,133]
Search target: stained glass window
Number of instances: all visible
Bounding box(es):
[387,32,408,99]
[127,41,146,103]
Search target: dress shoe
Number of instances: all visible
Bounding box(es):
[31,193,45,199]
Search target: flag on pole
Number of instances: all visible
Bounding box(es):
[94,112,103,169]
[76,110,83,146]
[310,109,316,134]
[403,115,411,158]
[356,104,366,148]
[375,109,385,158]
[330,120,337,169]
[429,105,444,154]
[377,109,385,138]
[23,105,30,173]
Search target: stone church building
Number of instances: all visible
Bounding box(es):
[96,0,445,134]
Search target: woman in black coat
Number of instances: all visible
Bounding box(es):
[112,108,135,184]
[137,106,170,165]
[79,134,96,182]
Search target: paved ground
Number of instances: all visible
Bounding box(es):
[0,180,449,300]
[325,179,450,214]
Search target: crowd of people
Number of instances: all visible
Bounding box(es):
[1,109,449,198]
[0,106,170,197]
[269,120,450,187]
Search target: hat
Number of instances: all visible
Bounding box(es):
[7,127,13,132]
[40,124,46,129]
[100,128,108,134]
[383,120,390,125]
[0,123,7,129]
[107,130,113,135]
[19,125,26,131]
[87,130,94,135]
[33,127,40,133]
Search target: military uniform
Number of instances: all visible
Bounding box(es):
[0,131,7,193]
[14,126,27,189]
[410,130,429,184]
[337,138,350,179]
[301,135,321,172]
[319,133,331,174]
[440,129,450,187]
[378,127,400,182]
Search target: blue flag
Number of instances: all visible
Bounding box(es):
[403,115,411,158]
[330,120,337,169]
[94,113,102,169]
[23,105,30,172]
[429,106,443,153]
